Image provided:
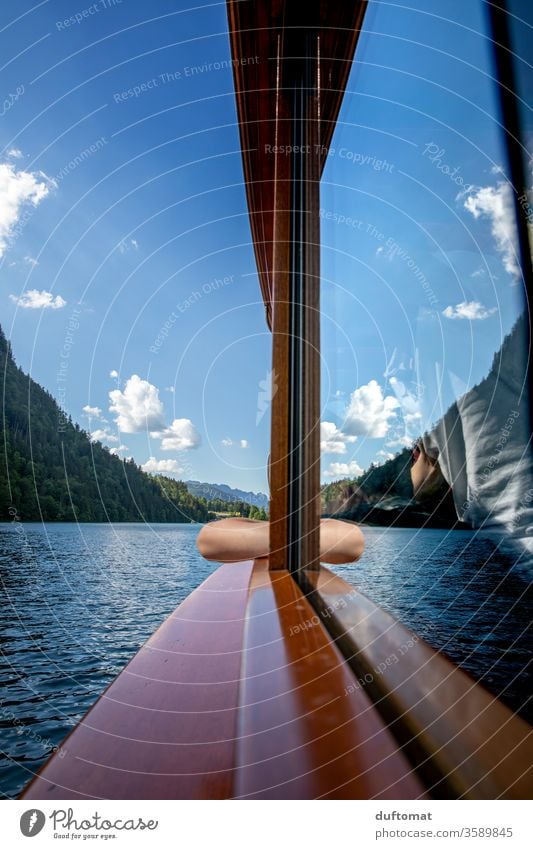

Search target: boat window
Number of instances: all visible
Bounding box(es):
[315,0,532,715]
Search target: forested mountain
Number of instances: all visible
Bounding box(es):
[186,480,269,508]
[321,448,414,509]
[203,496,268,519]
[321,447,460,528]
[0,325,209,523]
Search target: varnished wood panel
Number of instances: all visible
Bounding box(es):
[22,558,526,800]
[311,567,533,799]
[227,0,368,323]
[260,30,322,574]
[268,57,292,569]
[234,562,425,798]
[228,3,367,571]
[21,563,254,800]
[299,85,321,575]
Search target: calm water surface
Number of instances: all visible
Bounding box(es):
[0,522,531,798]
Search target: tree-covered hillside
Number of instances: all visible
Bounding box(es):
[322,314,527,528]
[0,326,209,523]
[321,447,460,528]
[201,495,268,519]
[321,448,414,510]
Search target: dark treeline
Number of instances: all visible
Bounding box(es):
[321,315,527,528]
[204,497,268,519]
[321,448,414,509]
[321,446,460,528]
[0,326,209,523]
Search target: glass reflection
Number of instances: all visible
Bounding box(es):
[319,0,532,572]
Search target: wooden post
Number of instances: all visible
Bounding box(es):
[269,29,321,575]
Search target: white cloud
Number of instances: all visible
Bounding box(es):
[142,457,184,477]
[109,374,165,433]
[388,377,421,416]
[0,162,53,256]
[118,239,138,254]
[324,460,363,479]
[463,182,519,277]
[443,300,497,321]
[83,405,102,418]
[377,450,395,461]
[109,444,128,456]
[403,411,422,425]
[152,418,200,450]
[109,375,200,452]
[470,267,485,278]
[222,437,249,448]
[376,244,393,261]
[386,435,413,449]
[109,369,119,379]
[24,255,38,267]
[7,148,23,160]
[344,380,398,438]
[320,421,357,454]
[9,289,66,309]
[165,386,175,393]
[90,428,119,444]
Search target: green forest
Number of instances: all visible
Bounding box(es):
[0,317,457,527]
[0,319,426,525]
[0,325,212,523]
[203,497,268,519]
[321,448,414,509]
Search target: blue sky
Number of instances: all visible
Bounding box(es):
[1,0,271,492]
[0,0,528,491]
[319,0,528,477]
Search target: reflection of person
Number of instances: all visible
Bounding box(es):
[411,314,533,559]
[410,442,449,501]
[197,516,364,565]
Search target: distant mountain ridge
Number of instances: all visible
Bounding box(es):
[186,480,269,508]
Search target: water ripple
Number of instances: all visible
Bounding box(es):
[0,522,531,798]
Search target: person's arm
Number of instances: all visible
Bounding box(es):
[319,518,365,565]
[196,518,268,562]
[196,517,364,564]
[411,442,447,500]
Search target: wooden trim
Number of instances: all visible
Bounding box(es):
[268,38,292,568]
[226,0,368,323]
[269,30,321,574]
[227,2,368,573]
[234,561,425,798]
[21,563,254,800]
[306,567,533,799]
[22,558,529,799]
[298,69,321,575]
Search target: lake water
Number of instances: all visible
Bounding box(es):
[0,522,531,798]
